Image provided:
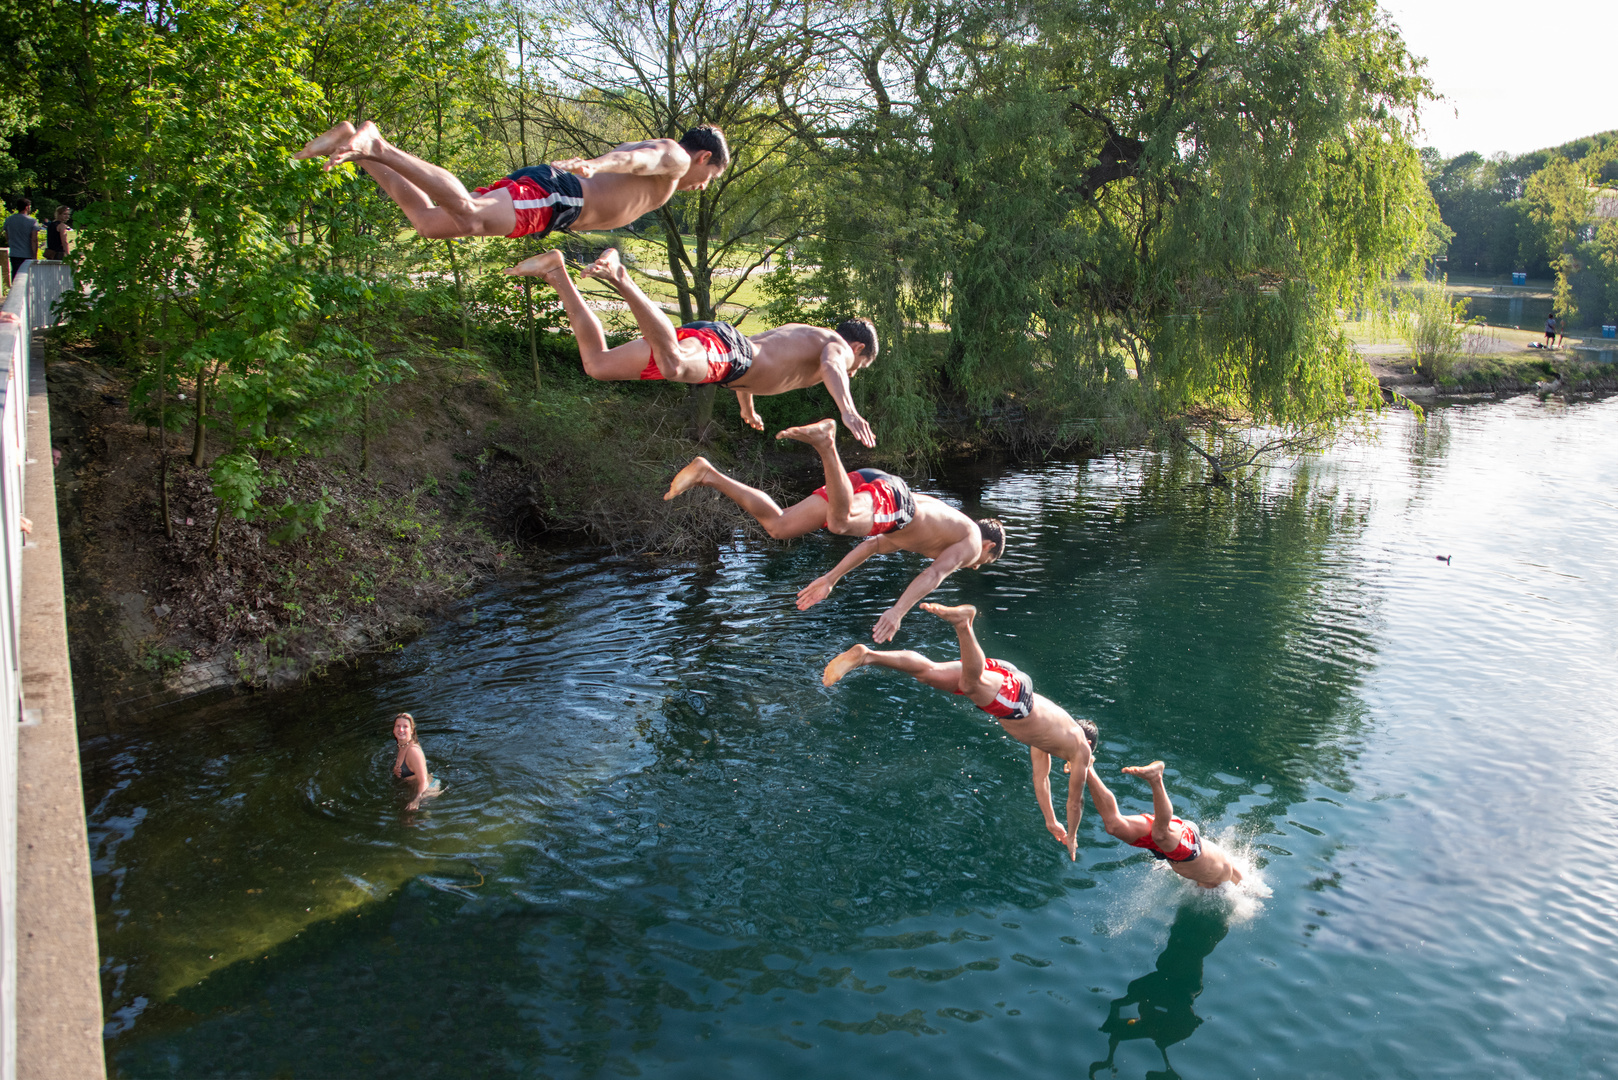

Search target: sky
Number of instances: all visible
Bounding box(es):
[1380,0,1618,158]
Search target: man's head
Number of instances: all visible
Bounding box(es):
[1077,716,1099,753]
[975,518,1006,565]
[12,197,30,213]
[677,125,729,190]
[836,317,880,369]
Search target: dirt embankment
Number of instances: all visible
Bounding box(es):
[49,341,785,720]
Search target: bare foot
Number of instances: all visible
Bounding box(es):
[776,419,837,447]
[921,602,976,627]
[822,645,870,686]
[293,121,356,160]
[1121,760,1166,781]
[581,247,625,282]
[665,457,713,501]
[505,249,568,282]
[295,120,380,169]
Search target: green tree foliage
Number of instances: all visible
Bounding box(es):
[806,0,1439,450]
[5,0,1450,490]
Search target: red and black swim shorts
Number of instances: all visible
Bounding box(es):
[638,320,755,386]
[1130,817,1204,863]
[812,468,917,536]
[953,657,1035,720]
[473,164,585,239]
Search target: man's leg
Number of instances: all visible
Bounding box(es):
[505,251,656,380]
[1085,769,1151,842]
[358,161,474,240]
[775,419,869,535]
[297,121,515,238]
[921,603,988,693]
[1121,761,1183,851]
[579,249,712,382]
[822,645,961,691]
[664,458,828,538]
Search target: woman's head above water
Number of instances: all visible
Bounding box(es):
[392,712,417,743]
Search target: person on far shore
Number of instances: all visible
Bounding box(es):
[391,712,443,810]
[4,197,42,285]
[1545,314,1557,347]
[42,206,73,261]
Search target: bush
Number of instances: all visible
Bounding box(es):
[1402,280,1473,380]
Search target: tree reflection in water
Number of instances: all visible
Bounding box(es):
[1088,903,1230,1080]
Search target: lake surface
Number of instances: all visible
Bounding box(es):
[87,397,1618,1079]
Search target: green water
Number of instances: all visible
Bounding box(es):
[88,398,1618,1078]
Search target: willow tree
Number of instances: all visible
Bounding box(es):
[813,0,1440,450]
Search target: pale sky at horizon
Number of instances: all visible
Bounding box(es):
[1379,0,1617,158]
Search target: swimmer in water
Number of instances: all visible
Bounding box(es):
[822,603,1096,859]
[1085,762,1242,888]
[390,712,442,810]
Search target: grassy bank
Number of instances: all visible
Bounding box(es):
[49,308,813,714]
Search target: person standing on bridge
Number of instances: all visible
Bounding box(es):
[42,205,74,261]
[4,197,42,285]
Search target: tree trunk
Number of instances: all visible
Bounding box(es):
[445,240,471,349]
[360,390,371,473]
[523,278,541,391]
[190,369,207,466]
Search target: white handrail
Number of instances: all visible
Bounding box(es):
[0,265,31,1080]
[0,258,73,1080]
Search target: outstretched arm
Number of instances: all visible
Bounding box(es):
[1062,755,1085,861]
[552,139,690,179]
[1031,747,1065,847]
[819,342,874,448]
[871,533,980,643]
[797,535,890,609]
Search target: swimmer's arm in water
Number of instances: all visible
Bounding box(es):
[1030,747,1066,847]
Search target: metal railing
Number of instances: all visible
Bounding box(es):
[0,259,74,1080]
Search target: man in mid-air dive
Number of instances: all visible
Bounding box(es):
[822,603,1097,859]
[507,248,881,447]
[294,121,727,249]
[665,418,1005,640]
[1085,762,1243,888]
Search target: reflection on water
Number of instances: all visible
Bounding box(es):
[1088,903,1230,1080]
[89,396,1618,1078]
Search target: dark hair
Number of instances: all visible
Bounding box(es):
[976,518,1005,561]
[679,125,730,168]
[835,317,879,359]
[12,197,29,212]
[1077,716,1099,752]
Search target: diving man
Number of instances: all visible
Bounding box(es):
[823,603,1097,859]
[508,248,880,446]
[295,121,727,247]
[666,420,1005,640]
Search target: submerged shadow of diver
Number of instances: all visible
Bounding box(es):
[1088,902,1231,1080]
